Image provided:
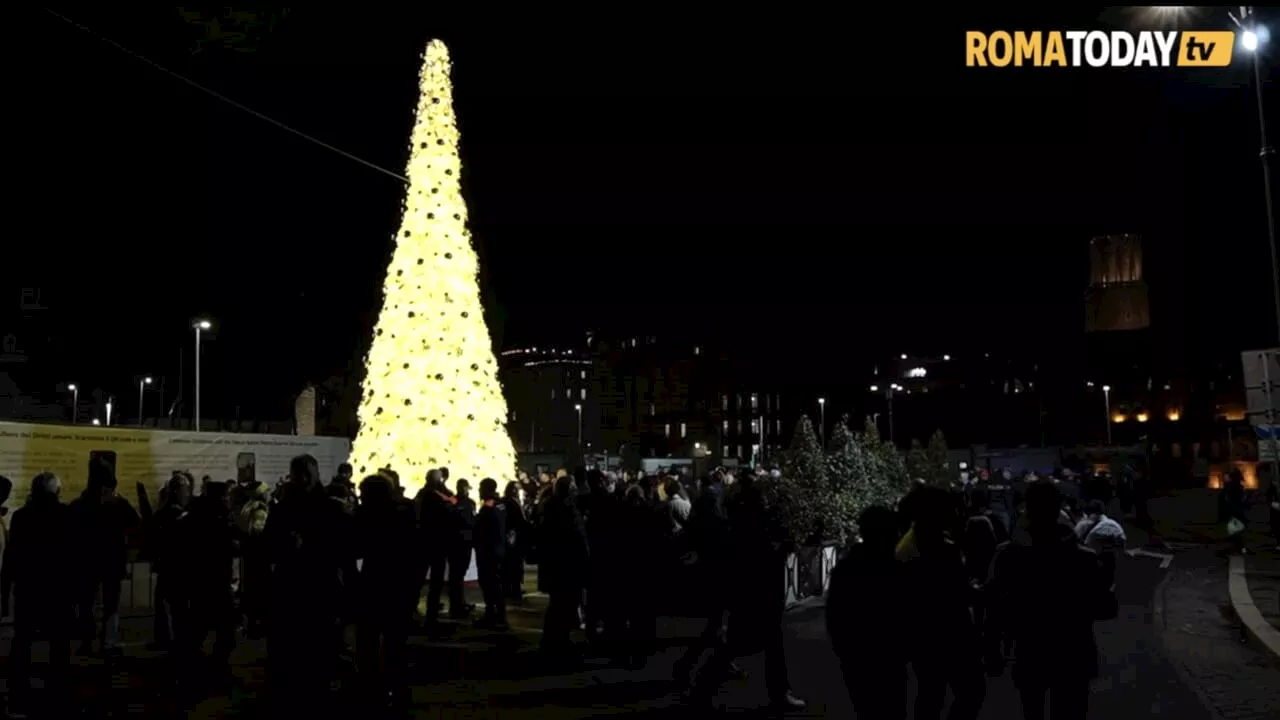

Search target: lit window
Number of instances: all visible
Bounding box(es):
[736,420,743,433]
[736,394,743,409]
[630,338,637,347]
[694,345,702,355]
[650,403,656,416]
[580,388,586,400]
[721,394,728,411]
[551,388,556,399]
[750,393,758,410]
[751,419,761,434]
[580,370,586,379]
[775,395,781,411]
[751,443,760,457]
[680,422,687,438]
[775,419,781,433]
[722,420,729,433]
[664,423,671,437]
[511,410,517,422]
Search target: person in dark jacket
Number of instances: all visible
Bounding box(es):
[538,476,589,663]
[614,483,663,669]
[353,474,418,706]
[416,468,457,633]
[265,454,351,712]
[828,505,907,720]
[501,480,527,601]
[448,478,477,619]
[174,480,238,692]
[673,471,735,685]
[473,478,508,629]
[147,473,192,651]
[986,481,1116,720]
[2,473,75,715]
[1220,469,1250,555]
[690,472,806,711]
[897,485,985,720]
[70,459,140,656]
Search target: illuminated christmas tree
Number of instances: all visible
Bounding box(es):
[349,39,516,494]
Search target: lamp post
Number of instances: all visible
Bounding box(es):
[193,320,212,431]
[574,403,583,445]
[1233,7,1280,344]
[1159,6,1277,341]
[870,384,899,444]
[1103,385,1113,445]
[138,376,152,426]
[68,383,78,424]
[817,397,826,446]
[105,398,113,427]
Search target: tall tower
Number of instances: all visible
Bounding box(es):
[1085,234,1150,332]
[349,40,517,494]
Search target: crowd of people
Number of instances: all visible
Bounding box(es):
[828,473,1124,720]
[1,455,1273,718]
[0,457,803,714]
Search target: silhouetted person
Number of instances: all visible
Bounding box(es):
[174,480,237,695]
[2,473,74,716]
[70,459,140,656]
[501,480,527,602]
[449,478,477,618]
[147,473,192,650]
[691,471,805,711]
[897,485,985,720]
[828,505,907,720]
[583,469,622,654]
[266,454,350,712]
[538,476,589,664]
[673,471,735,686]
[236,478,272,637]
[353,474,418,707]
[474,477,508,629]
[616,483,662,669]
[416,468,457,634]
[986,481,1117,720]
[1220,469,1249,555]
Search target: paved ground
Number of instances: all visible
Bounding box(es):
[1244,552,1280,633]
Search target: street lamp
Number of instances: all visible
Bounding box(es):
[193,319,212,431]
[106,397,114,427]
[817,397,826,446]
[91,418,101,426]
[1102,385,1113,444]
[67,383,78,424]
[574,403,583,445]
[1160,6,1277,341]
[871,384,898,444]
[138,376,152,426]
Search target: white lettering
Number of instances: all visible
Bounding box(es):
[1110,31,1135,66]
[1153,31,1178,66]
[1084,30,1110,67]
[1066,31,1089,66]
[1134,32,1160,66]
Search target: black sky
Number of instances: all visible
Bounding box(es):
[13,7,1278,418]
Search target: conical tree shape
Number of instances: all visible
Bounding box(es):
[349,40,516,494]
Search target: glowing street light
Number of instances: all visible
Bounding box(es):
[1102,385,1113,444]
[91,418,101,426]
[574,403,583,445]
[138,376,153,426]
[105,397,113,427]
[67,383,79,424]
[193,320,212,431]
[818,397,826,446]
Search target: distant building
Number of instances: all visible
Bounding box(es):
[499,343,594,453]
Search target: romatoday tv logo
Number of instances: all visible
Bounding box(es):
[965,31,1236,67]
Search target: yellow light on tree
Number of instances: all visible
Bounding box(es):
[349,39,516,496]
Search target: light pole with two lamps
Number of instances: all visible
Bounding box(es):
[194,320,212,432]
[870,384,901,444]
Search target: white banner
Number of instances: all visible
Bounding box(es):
[0,420,350,506]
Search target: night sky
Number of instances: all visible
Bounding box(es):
[14,7,1277,420]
